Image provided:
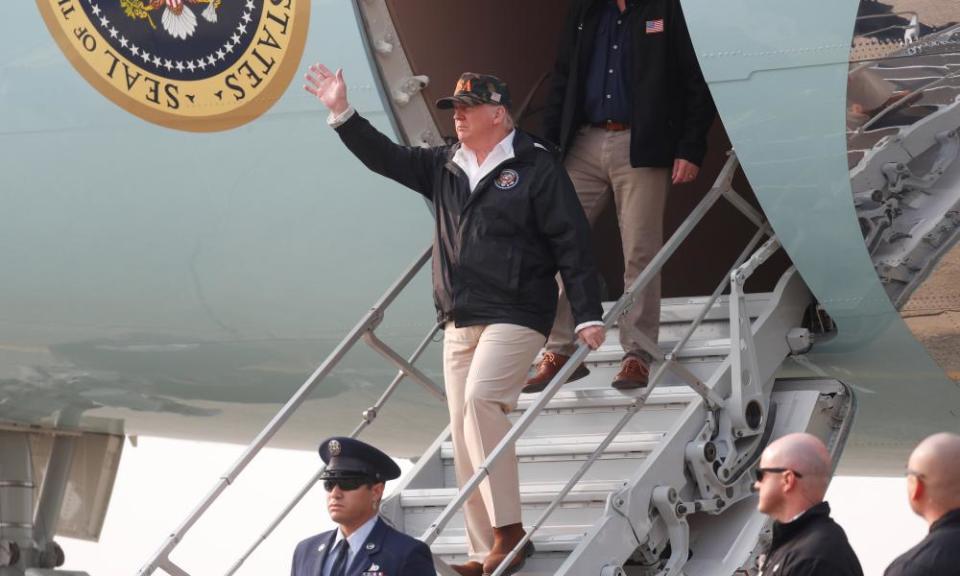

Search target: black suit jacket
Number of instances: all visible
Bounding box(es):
[543,0,716,168]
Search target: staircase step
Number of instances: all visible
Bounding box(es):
[511,387,694,443]
[516,386,698,412]
[440,432,663,460]
[609,292,772,324]
[432,526,589,556]
[585,335,731,363]
[401,479,624,508]
[548,357,726,394]
[585,292,773,365]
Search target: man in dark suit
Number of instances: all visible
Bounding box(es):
[290,437,434,576]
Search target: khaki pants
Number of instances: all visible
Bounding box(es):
[547,126,670,360]
[443,323,545,558]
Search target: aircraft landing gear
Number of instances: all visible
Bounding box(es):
[0,416,89,576]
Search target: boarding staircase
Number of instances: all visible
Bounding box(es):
[385,288,854,576]
[138,153,857,576]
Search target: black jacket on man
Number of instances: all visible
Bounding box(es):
[760,502,863,576]
[884,508,960,576]
[543,0,716,168]
[334,112,603,337]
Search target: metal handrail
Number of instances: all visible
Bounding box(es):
[423,152,772,568]
[139,245,443,576]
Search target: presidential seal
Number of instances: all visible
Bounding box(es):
[494,169,519,190]
[36,0,310,131]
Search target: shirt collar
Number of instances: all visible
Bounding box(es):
[456,130,516,167]
[495,129,516,157]
[332,514,380,553]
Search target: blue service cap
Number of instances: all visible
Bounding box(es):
[318,437,401,483]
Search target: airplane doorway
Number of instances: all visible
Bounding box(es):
[379,0,792,299]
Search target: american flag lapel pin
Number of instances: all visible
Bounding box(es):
[646,19,664,34]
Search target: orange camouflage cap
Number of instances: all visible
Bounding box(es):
[436,72,512,109]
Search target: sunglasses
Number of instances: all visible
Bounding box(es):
[754,467,804,482]
[323,478,372,492]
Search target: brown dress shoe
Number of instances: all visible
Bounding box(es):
[522,352,590,394]
[612,357,650,390]
[483,523,535,576]
[450,560,484,576]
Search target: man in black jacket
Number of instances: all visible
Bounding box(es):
[884,432,960,576]
[305,66,604,576]
[753,433,863,576]
[526,0,716,392]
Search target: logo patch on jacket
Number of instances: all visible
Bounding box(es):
[494,169,519,190]
[646,19,665,34]
[361,563,384,576]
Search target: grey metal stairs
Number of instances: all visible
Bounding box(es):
[382,274,856,575]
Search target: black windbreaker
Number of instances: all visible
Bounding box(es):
[760,502,863,576]
[884,508,960,576]
[543,0,716,168]
[334,112,603,337]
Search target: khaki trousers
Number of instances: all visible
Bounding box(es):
[443,322,545,558]
[547,126,670,360]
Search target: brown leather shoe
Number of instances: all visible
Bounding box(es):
[450,560,484,576]
[483,523,535,576]
[522,352,590,394]
[612,357,650,390]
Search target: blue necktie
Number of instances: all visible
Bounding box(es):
[330,540,349,576]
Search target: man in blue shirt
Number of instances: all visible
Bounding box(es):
[529,0,716,392]
[290,437,434,576]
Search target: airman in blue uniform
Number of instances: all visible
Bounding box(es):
[290,437,434,576]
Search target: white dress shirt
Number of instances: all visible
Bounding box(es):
[327,105,356,128]
[452,130,516,191]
